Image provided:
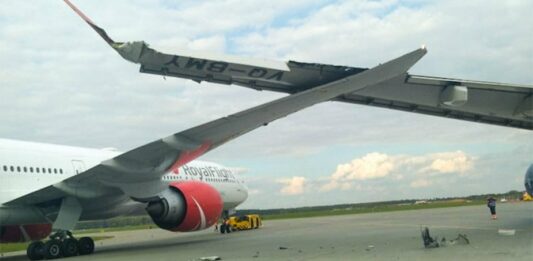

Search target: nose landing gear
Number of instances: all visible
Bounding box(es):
[26,230,95,260]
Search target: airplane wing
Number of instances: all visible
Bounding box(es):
[63,0,533,130]
[6,45,427,205]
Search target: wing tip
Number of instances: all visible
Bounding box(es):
[63,0,116,46]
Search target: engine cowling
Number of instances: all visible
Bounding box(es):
[0,224,52,243]
[146,181,223,232]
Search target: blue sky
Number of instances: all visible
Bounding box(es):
[0,0,532,208]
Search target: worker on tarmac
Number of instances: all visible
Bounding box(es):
[487,196,497,220]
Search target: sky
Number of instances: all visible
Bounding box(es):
[0,0,532,209]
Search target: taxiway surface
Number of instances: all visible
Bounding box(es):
[2,202,532,260]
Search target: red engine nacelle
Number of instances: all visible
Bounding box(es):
[0,224,52,243]
[146,181,223,232]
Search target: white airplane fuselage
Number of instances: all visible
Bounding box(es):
[0,138,248,226]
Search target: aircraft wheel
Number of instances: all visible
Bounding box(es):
[225,225,231,234]
[220,224,226,234]
[26,241,44,261]
[44,239,62,259]
[61,238,79,257]
[78,237,95,255]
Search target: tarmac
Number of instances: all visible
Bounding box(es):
[2,202,532,260]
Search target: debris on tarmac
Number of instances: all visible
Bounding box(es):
[498,229,516,236]
[421,227,440,248]
[451,234,470,245]
[421,227,470,248]
[279,246,288,250]
[199,256,221,261]
[252,251,259,258]
[365,245,375,251]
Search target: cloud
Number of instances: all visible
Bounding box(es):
[321,151,475,192]
[427,151,473,174]
[334,152,395,180]
[277,176,307,195]
[410,179,432,188]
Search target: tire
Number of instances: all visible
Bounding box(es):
[220,224,226,234]
[78,237,95,255]
[225,224,231,234]
[62,238,79,257]
[44,239,62,259]
[27,241,44,261]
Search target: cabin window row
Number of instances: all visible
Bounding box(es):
[2,165,64,174]
[162,176,235,183]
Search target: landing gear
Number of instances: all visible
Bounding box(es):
[43,240,62,259]
[78,237,95,255]
[27,241,44,260]
[61,238,78,257]
[26,231,95,260]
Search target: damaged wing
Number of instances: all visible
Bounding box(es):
[64,0,532,130]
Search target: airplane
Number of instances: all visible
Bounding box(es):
[0,1,429,259]
[0,141,247,258]
[0,1,530,260]
[62,0,533,131]
[525,164,533,197]
[1,45,427,261]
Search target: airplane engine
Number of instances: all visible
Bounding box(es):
[145,181,223,232]
[0,224,52,243]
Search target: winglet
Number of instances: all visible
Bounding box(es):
[63,0,146,63]
[63,0,117,46]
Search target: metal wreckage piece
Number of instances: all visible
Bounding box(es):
[421,227,470,248]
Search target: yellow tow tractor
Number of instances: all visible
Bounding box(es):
[522,192,532,201]
[220,214,262,234]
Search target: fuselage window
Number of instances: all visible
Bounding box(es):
[16,166,21,172]
[2,166,6,172]
[10,166,14,172]
[42,167,46,173]
[48,168,52,174]
[23,167,27,173]
[53,168,57,174]
[60,169,63,174]
[36,167,40,173]
[29,167,33,173]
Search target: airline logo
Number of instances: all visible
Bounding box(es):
[181,165,235,180]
